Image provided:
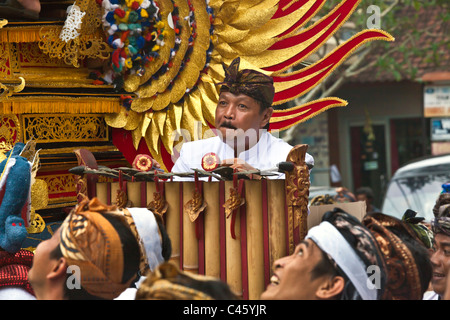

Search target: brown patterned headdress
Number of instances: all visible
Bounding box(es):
[136,261,239,300]
[362,212,432,300]
[218,57,274,107]
[59,197,136,299]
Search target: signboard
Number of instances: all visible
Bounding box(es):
[431,118,450,141]
[424,85,450,117]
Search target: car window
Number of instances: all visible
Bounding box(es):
[382,172,450,221]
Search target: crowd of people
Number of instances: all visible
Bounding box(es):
[0,58,449,301]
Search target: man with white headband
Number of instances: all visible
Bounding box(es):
[260,208,387,300]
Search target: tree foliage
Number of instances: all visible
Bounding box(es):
[281,0,449,141]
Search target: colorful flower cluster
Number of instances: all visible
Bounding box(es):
[96,0,163,89]
[92,0,216,110]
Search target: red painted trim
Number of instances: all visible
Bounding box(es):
[261,179,270,290]
[240,181,248,300]
[197,180,205,275]
[106,182,111,205]
[219,181,226,282]
[140,181,147,208]
[179,181,183,270]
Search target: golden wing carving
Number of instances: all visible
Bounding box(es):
[91,0,393,170]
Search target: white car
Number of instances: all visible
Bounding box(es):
[381,153,450,222]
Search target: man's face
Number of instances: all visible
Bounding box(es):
[215,91,272,144]
[260,239,331,300]
[28,227,62,297]
[430,232,450,295]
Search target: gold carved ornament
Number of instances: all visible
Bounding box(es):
[22,114,108,143]
[285,144,310,252]
[147,178,168,218]
[0,77,25,99]
[223,174,245,240]
[184,173,207,223]
[38,0,111,68]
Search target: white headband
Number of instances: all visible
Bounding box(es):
[127,207,164,272]
[306,221,377,300]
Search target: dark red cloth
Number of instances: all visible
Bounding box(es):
[0,249,35,296]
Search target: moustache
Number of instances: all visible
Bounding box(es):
[219,122,237,130]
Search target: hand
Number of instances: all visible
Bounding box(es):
[221,158,261,180]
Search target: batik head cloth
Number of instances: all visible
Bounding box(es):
[363,212,432,300]
[306,208,387,300]
[218,57,274,107]
[59,197,134,299]
[136,262,222,300]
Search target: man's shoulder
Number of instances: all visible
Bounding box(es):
[265,132,292,148]
[264,133,314,165]
[180,136,220,149]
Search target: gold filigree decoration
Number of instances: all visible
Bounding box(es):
[39,174,77,196]
[16,43,68,68]
[0,114,21,149]
[0,42,11,79]
[22,114,108,143]
[184,189,207,223]
[38,0,111,67]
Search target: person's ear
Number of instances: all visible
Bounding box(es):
[260,107,273,128]
[316,276,345,299]
[47,257,68,281]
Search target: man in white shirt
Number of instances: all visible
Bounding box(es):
[171,57,314,179]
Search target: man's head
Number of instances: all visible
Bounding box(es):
[363,212,432,300]
[215,57,274,147]
[28,198,141,300]
[136,261,239,300]
[261,208,386,300]
[355,187,375,209]
[430,192,450,296]
[121,207,172,276]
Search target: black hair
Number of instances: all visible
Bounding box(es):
[154,213,172,262]
[355,187,374,200]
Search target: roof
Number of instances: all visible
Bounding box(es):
[347,5,450,83]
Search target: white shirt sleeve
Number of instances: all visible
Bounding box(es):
[0,287,35,300]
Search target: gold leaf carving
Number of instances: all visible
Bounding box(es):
[184,189,207,223]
